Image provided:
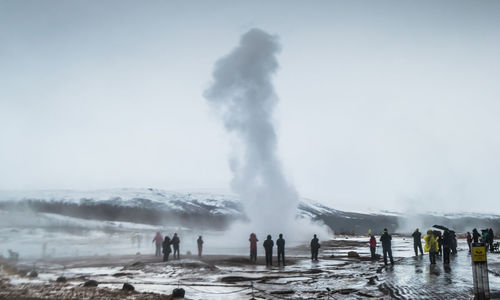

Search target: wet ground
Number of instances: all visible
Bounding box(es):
[1,237,500,299]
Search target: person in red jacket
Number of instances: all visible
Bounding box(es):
[249,233,258,263]
[369,234,377,259]
[152,232,163,257]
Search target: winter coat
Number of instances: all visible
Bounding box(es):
[369,236,376,248]
[424,231,439,253]
[412,231,422,243]
[162,237,171,254]
[197,238,203,248]
[472,230,480,243]
[249,234,258,250]
[466,233,472,243]
[380,232,392,249]
[276,238,285,250]
[442,230,452,248]
[310,238,320,250]
[171,236,180,248]
[153,233,163,245]
[263,239,274,252]
[481,231,488,242]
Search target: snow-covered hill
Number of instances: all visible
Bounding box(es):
[0,188,244,230]
[0,188,499,234]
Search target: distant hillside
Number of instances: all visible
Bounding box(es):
[1,188,499,234]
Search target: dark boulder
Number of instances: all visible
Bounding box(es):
[172,288,185,298]
[347,251,360,258]
[83,280,99,287]
[56,276,67,283]
[122,283,135,291]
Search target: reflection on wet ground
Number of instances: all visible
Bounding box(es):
[381,249,500,299]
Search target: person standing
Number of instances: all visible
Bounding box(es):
[450,231,457,255]
[276,234,285,266]
[172,233,180,259]
[412,228,423,256]
[472,228,480,243]
[197,236,204,257]
[249,233,258,263]
[152,232,163,257]
[369,234,377,259]
[380,229,394,265]
[310,234,320,261]
[424,230,439,265]
[263,235,274,267]
[481,229,488,243]
[488,228,494,252]
[466,232,472,253]
[436,231,443,256]
[442,229,451,264]
[162,236,172,262]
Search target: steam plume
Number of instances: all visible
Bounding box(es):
[204,28,298,234]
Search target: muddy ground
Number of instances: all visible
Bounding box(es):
[1,237,500,299]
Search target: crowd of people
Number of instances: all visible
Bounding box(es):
[367,227,496,266]
[151,227,496,267]
[152,232,321,267]
[140,227,497,300]
[256,233,320,267]
[467,228,496,253]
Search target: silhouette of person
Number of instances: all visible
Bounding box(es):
[249,233,258,263]
[263,235,274,267]
[171,233,180,259]
[197,236,204,257]
[435,231,443,256]
[450,230,457,255]
[466,232,472,253]
[412,228,423,256]
[488,228,494,252]
[442,229,451,264]
[276,233,285,266]
[162,236,171,262]
[310,234,320,261]
[472,228,480,243]
[380,228,394,265]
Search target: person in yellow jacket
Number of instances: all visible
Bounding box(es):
[424,230,439,265]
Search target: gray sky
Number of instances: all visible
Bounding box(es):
[1,0,500,213]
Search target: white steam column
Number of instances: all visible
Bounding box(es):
[204,28,299,235]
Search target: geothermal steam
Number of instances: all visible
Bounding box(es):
[204,28,301,235]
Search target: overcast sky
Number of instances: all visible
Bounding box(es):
[1,0,500,213]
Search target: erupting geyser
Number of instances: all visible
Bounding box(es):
[204,28,299,234]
